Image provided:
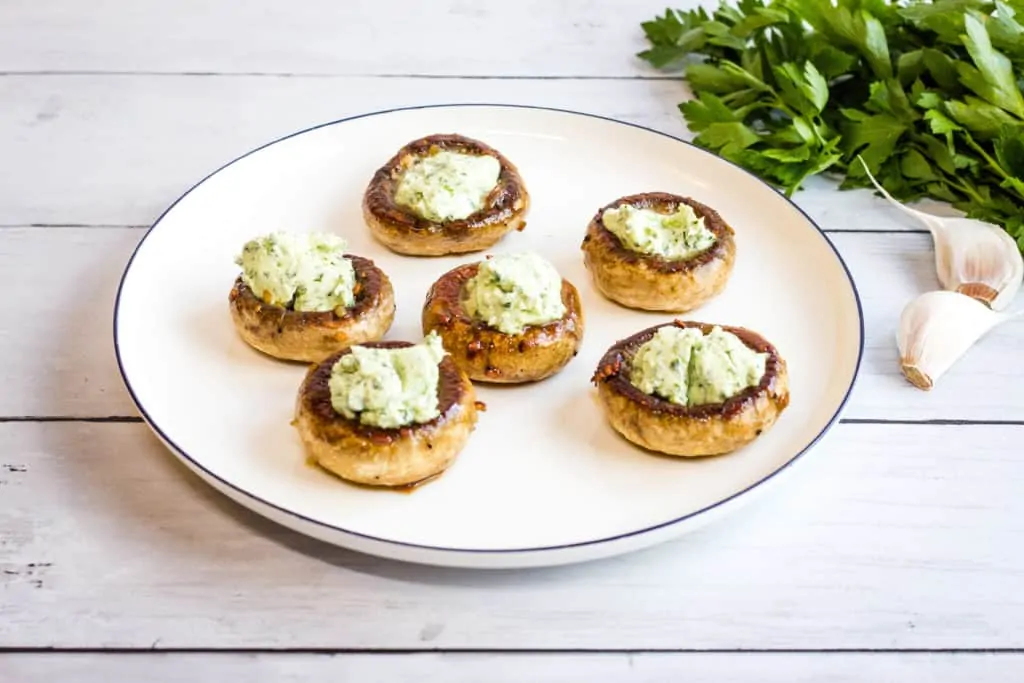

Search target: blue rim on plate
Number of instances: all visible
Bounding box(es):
[112,103,865,556]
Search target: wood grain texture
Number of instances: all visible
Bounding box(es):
[0,228,139,419]
[1,227,1019,420]
[0,0,675,77]
[3,0,1020,667]
[5,653,1024,682]
[3,421,1023,649]
[0,75,919,231]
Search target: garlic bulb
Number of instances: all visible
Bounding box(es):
[897,290,1013,390]
[861,160,1024,311]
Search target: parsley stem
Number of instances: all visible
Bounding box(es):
[961,134,1024,202]
[637,0,1024,248]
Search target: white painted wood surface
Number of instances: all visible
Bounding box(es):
[6,653,1024,682]
[0,0,674,77]
[0,75,908,231]
[2,0,1022,678]
[1,227,1019,420]
[4,421,1024,649]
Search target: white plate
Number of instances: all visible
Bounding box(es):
[114,104,863,568]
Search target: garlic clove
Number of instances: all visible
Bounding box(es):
[896,290,1010,390]
[932,216,1022,310]
[860,159,1024,311]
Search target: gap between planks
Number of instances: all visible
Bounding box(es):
[4,647,1024,655]
[0,71,683,80]
[0,224,930,235]
[3,417,1023,426]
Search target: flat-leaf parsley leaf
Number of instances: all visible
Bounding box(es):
[638,0,1024,248]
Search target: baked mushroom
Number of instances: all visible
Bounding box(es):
[581,192,736,312]
[293,332,479,487]
[592,320,789,457]
[228,231,395,363]
[422,252,584,383]
[363,133,530,256]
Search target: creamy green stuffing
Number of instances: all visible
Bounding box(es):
[328,332,447,429]
[462,252,566,335]
[393,150,501,222]
[235,231,356,312]
[602,203,716,260]
[630,326,767,406]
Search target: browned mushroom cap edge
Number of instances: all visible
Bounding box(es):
[229,254,388,324]
[585,192,734,274]
[363,133,528,235]
[423,261,582,347]
[301,341,467,444]
[591,320,785,421]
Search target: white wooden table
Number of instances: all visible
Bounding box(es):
[3,1,1023,680]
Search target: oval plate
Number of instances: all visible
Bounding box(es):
[114,104,863,568]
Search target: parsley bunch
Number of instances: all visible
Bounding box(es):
[639,0,1024,247]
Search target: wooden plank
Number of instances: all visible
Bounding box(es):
[0,75,914,230]
[830,231,1024,421]
[0,0,676,77]
[0,227,141,418]
[4,653,1023,682]
[1,227,1019,421]
[3,421,1023,649]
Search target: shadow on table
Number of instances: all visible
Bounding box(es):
[39,244,767,591]
[44,412,734,589]
[153,428,718,586]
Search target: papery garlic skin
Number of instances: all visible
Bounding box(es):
[861,160,1024,311]
[938,222,1023,310]
[897,290,1007,390]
